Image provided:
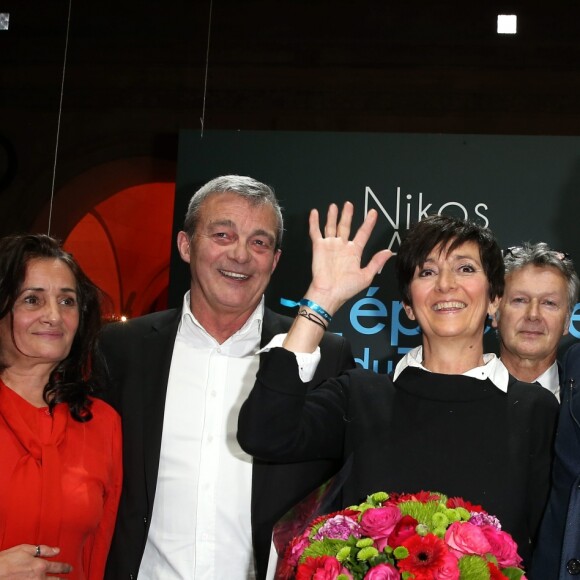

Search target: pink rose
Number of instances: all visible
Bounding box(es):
[444,521,492,558]
[480,525,523,568]
[433,552,461,580]
[296,556,352,580]
[286,535,311,566]
[360,506,402,551]
[364,563,400,579]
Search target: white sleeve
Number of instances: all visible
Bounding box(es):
[258,333,322,382]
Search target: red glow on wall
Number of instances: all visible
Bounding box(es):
[64,182,175,320]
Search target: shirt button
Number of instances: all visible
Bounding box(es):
[567,559,580,575]
[143,516,148,524]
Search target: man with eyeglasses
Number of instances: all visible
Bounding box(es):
[493,243,579,401]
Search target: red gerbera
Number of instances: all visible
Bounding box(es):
[446,496,483,512]
[296,555,348,580]
[396,491,443,503]
[397,533,448,580]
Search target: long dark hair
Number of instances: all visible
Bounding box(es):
[0,234,103,422]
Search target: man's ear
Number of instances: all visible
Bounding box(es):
[563,316,570,337]
[271,249,282,274]
[403,302,416,321]
[176,231,192,264]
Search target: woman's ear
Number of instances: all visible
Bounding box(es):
[488,296,501,321]
[403,302,416,321]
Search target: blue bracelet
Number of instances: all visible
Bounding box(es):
[299,299,332,323]
[279,297,333,323]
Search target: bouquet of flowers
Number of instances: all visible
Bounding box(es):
[278,490,526,580]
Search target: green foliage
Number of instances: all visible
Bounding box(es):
[301,538,351,562]
[501,567,526,580]
[457,555,491,579]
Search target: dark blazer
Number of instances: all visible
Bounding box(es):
[532,342,580,579]
[100,306,354,580]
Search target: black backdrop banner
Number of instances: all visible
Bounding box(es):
[170,130,580,371]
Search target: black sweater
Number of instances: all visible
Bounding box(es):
[238,348,559,570]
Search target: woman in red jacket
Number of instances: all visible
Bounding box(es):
[0,234,122,579]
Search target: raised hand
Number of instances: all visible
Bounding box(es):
[283,202,391,353]
[307,201,392,315]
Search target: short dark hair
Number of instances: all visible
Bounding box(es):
[183,175,284,249]
[0,234,103,422]
[396,214,504,306]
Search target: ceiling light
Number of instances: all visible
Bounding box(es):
[0,13,9,31]
[497,14,517,34]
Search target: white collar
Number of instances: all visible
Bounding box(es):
[179,291,264,346]
[393,346,509,392]
[533,361,560,401]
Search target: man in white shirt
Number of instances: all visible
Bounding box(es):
[101,175,354,580]
[494,242,579,400]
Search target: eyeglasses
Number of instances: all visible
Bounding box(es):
[503,246,571,262]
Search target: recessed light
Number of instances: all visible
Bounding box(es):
[497,14,517,35]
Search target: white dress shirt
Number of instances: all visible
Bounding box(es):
[138,292,262,580]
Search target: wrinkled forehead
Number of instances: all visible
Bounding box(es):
[196,191,279,241]
[202,191,275,220]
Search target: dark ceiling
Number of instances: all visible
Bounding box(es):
[1,1,580,236]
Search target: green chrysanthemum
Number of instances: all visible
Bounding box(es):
[336,546,351,562]
[368,491,389,504]
[432,526,448,538]
[393,546,409,559]
[356,538,374,548]
[415,523,430,536]
[355,502,374,516]
[444,507,462,523]
[357,546,379,561]
[432,512,449,529]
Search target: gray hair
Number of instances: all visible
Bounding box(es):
[503,242,580,318]
[183,175,284,249]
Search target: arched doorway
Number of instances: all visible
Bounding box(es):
[30,157,178,320]
[63,182,175,319]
